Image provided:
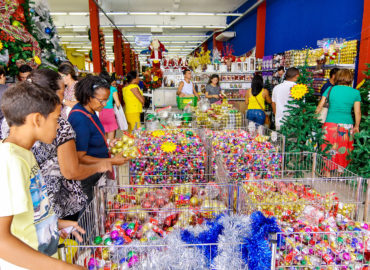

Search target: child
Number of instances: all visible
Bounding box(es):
[0,82,85,269]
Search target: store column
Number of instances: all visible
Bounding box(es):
[255,0,266,59]
[213,32,223,53]
[124,42,131,73]
[89,0,102,73]
[113,29,123,76]
[357,0,370,84]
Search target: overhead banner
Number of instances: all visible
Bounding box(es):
[135,35,152,47]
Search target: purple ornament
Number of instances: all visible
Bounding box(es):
[128,255,139,267]
[110,230,119,240]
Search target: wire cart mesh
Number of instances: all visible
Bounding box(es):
[61,181,241,269]
[231,153,370,269]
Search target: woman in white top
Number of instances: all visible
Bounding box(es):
[177,69,200,98]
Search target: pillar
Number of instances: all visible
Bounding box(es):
[113,29,123,76]
[213,32,223,53]
[89,0,102,73]
[357,0,370,84]
[123,42,131,73]
[255,0,266,59]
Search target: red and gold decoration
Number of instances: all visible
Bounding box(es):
[0,0,41,69]
[143,63,163,90]
[99,28,107,69]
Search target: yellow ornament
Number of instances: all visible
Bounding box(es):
[34,56,42,65]
[0,41,3,51]
[290,84,308,100]
[151,130,165,137]
[190,196,199,206]
[153,76,159,82]
[160,141,177,153]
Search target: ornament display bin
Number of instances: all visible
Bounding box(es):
[60,180,244,269]
[217,152,368,221]
[236,178,369,269]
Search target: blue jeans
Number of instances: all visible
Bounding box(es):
[246,109,265,125]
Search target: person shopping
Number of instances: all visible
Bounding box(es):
[315,69,361,168]
[245,75,272,125]
[123,71,144,132]
[177,69,199,98]
[0,69,112,220]
[205,74,223,104]
[99,71,121,141]
[58,63,78,119]
[68,75,130,203]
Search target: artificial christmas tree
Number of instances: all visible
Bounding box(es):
[23,0,66,67]
[280,58,330,155]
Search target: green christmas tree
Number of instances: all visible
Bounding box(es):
[23,0,66,68]
[347,64,370,179]
[280,58,330,155]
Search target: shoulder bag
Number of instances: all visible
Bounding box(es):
[318,86,334,124]
[253,92,270,126]
[70,109,116,180]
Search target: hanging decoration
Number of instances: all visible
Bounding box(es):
[149,39,166,61]
[143,62,163,90]
[0,0,41,69]
[188,56,199,71]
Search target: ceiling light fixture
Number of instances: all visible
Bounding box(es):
[187,12,215,16]
[105,12,128,15]
[181,25,204,28]
[159,12,186,16]
[68,12,88,16]
[50,12,67,16]
[129,12,157,15]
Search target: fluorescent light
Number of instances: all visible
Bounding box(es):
[135,25,155,28]
[68,12,88,16]
[72,25,87,28]
[50,12,67,15]
[100,25,113,28]
[187,12,215,16]
[61,35,89,38]
[215,13,243,16]
[116,25,136,28]
[159,12,186,16]
[205,25,226,28]
[76,49,89,52]
[160,25,181,28]
[105,12,128,15]
[182,25,205,28]
[106,41,114,44]
[129,12,157,15]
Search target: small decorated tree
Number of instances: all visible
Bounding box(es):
[347,64,370,179]
[23,0,66,67]
[280,60,330,155]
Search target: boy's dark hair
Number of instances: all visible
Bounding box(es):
[183,69,191,75]
[285,67,300,80]
[0,66,5,77]
[75,75,110,106]
[99,70,112,85]
[330,68,339,79]
[251,75,264,96]
[28,69,62,93]
[58,63,77,81]
[277,66,285,72]
[1,82,60,127]
[126,71,138,84]
[19,64,32,74]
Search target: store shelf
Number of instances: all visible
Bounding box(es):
[194,81,252,83]
[196,71,256,74]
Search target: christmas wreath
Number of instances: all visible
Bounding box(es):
[143,67,163,90]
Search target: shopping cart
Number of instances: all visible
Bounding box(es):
[60,181,247,269]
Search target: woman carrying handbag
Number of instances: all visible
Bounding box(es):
[315,69,361,168]
[245,75,272,126]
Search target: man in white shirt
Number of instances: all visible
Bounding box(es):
[272,67,300,130]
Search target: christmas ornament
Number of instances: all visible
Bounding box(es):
[44,27,52,35]
[34,55,41,65]
[0,41,3,51]
[160,141,177,153]
[290,83,308,100]
[11,20,22,28]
